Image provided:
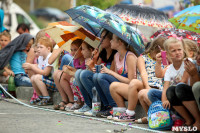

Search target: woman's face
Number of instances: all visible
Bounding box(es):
[70,44,82,59]
[100,31,111,49]
[0,35,10,49]
[81,42,93,59]
[168,42,184,62]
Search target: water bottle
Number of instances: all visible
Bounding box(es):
[92,87,101,116]
[8,76,16,97]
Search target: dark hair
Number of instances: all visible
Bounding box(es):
[82,41,94,51]
[101,29,113,40]
[16,23,30,32]
[71,39,83,48]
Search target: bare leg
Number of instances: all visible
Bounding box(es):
[182,101,200,130]
[53,70,69,103]
[33,74,49,96]
[173,106,194,126]
[31,75,42,96]
[127,79,144,110]
[138,89,151,114]
[110,82,129,107]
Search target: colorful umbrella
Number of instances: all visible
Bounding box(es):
[150,28,200,45]
[45,21,100,52]
[169,5,200,33]
[65,5,145,55]
[106,4,173,28]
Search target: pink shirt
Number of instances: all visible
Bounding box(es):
[73,58,86,69]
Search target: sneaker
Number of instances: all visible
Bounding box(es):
[114,112,135,122]
[96,106,112,118]
[84,109,93,116]
[74,104,91,114]
[37,98,53,106]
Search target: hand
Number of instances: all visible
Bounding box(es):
[100,64,112,74]
[86,58,95,70]
[92,48,99,62]
[22,63,32,70]
[156,52,162,63]
[162,100,170,109]
[92,67,96,73]
[184,59,197,76]
[4,70,15,77]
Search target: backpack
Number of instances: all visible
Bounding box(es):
[148,101,173,130]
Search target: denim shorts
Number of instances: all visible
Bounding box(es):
[14,73,32,87]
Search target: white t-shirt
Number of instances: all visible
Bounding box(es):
[164,62,185,86]
[38,53,53,70]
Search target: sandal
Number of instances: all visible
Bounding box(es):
[37,98,53,106]
[134,117,148,124]
[66,102,82,112]
[60,101,74,111]
[53,101,67,110]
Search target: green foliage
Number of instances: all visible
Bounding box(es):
[77,0,119,9]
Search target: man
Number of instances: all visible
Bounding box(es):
[16,23,30,34]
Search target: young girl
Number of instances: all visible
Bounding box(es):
[53,39,85,110]
[165,38,200,130]
[74,30,117,115]
[94,33,138,118]
[110,36,166,122]
[183,39,198,59]
[0,31,12,83]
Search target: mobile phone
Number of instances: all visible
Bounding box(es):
[161,51,168,65]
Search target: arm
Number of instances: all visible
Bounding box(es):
[4,67,15,76]
[155,53,167,78]
[100,54,137,84]
[180,71,190,84]
[48,48,62,65]
[26,48,35,63]
[162,81,170,109]
[137,56,151,89]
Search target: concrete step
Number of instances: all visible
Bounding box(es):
[1,83,146,119]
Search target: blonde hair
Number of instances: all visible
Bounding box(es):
[143,36,166,55]
[34,29,46,47]
[38,37,53,52]
[183,39,198,58]
[0,31,11,40]
[163,37,186,58]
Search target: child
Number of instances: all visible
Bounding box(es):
[66,41,94,111]
[8,34,34,87]
[183,39,198,59]
[110,36,166,122]
[93,33,138,118]
[53,39,84,110]
[162,37,200,130]
[74,30,117,115]
[23,37,54,105]
[0,31,12,83]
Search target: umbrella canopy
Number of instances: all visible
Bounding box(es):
[45,21,100,52]
[169,5,200,33]
[65,5,145,56]
[106,4,173,28]
[150,28,200,45]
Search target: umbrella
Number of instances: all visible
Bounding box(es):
[45,21,100,52]
[169,5,200,33]
[106,4,173,28]
[150,28,200,45]
[65,5,145,56]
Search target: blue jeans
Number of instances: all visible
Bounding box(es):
[147,89,162,103]
[93,73,118,107]
[59,54,74,70]
[14,74,32,87]
[75,69,94,107]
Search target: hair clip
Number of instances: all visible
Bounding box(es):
[170,34,183,41]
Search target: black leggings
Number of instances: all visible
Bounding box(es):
[166,84,195,106]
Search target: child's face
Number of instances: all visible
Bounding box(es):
[25,39,34,52]
[37,43,50,57]
[0,35,10,49]
[196,49,200,65]
[81,43,93,59]
[70,44,82,59]
[100,31,111,49]
[168,42,184,62]
[110,34,119,50]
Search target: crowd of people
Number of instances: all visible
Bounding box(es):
[0,13,200,132]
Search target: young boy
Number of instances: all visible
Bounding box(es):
[23,36,55,106]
